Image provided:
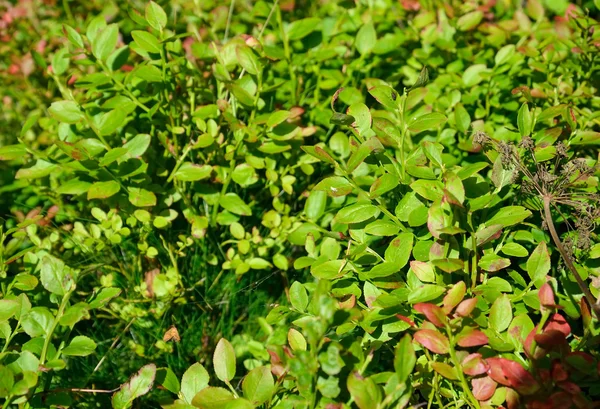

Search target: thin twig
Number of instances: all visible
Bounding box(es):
[543,196,600,318]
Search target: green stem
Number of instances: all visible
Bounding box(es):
[40,288,74,365]
[277,6,297,105]
[447,325,480,409]
[166,143,193,183]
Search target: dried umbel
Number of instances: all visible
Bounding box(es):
[484,135,600,317]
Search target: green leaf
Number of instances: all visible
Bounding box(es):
[135,65,163,82]
[314,176,353,197]
[457,11,483,31]
[15,160,57,180]
[286,17,321,40]
[40,256,74,296]
[289,282,308,312]
[408,284,446,304]
[454,103,471,133]
[128,188,157,207]
[335,202,379,224]
[330,112,355,126]
[518,103,533,137]
[88,181,121,200]
[62,335,97,356]
[394,334,416,384]
[0,366,15,398]
[123,134,151,158]
[288,328,307,351]
[462,64,488,87]
[22,307,54,337]
[491,154,515,190]
[156,367,180,395]
[527,241,550,287]
[191,387,234,409]
[219,193,252,216]
[485,206,532,228]
[489,295,513,333]
[237,45,261,76]
[248,257,272,270]
[112,364,156,409]
[385,233,413,269]
[131,30,161,54]
[501,242,529,257]
[0,300,19,323]
[311,260,346,280]
[89,287,121,309]
[52,48,70,76]
[145,1,167,30]
[346,136,384,173]
[63,24,84,48]
[49,100,84,123]
[478,253,511,272]
[97,109,127,136]
[267,111,291,128]
[355,22,376,56]
[100,147,128,166]
[305,190,326,220]
[347,373,381,409]
[495,44,515,66]
[0,144,27,161]
[370,173,399,199]
[347,103,372,135]
[92,24,119,61]
[213,338,236,383]
[408,113,447,133]
[181,363,209,404]
[175,163,212,181]
[242,366,275,405]
[410,180,444,201]
[368,85,398,111]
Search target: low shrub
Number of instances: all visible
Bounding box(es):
[0,0,599,408]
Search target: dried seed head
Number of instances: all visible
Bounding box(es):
[518,136,535,151]
[473,131,491,147]
[556,142,568,158]
[498,141,515,166]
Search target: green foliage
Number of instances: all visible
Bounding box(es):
[1,0,600,408]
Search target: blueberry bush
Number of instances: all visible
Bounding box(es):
[1,0,600,408]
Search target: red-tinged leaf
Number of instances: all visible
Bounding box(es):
[456,328,488,347]
[538,282,555,307]
[443,281,466,314]
[557,381,581,395]
[538,368,552,384]
[455,298,478,317]
[524,326,541,359]
[505,388,520,409]
[534,330,567,350]
[502,359,540,395]
[548,392,574,409]
[414,303,446,327]
[486,358,512,386]
[580,298,592,328]
[472,376,497,401]
[551,360,569,382]
[565,352,595,373]
[431,362,458,380]
[395,314,416,327]
[462,353,489,376]
[545,313,570,336]
[414,329,450,354]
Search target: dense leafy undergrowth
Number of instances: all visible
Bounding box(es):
[1,0,600,408]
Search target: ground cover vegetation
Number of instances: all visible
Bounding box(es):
[1,0,600,408]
